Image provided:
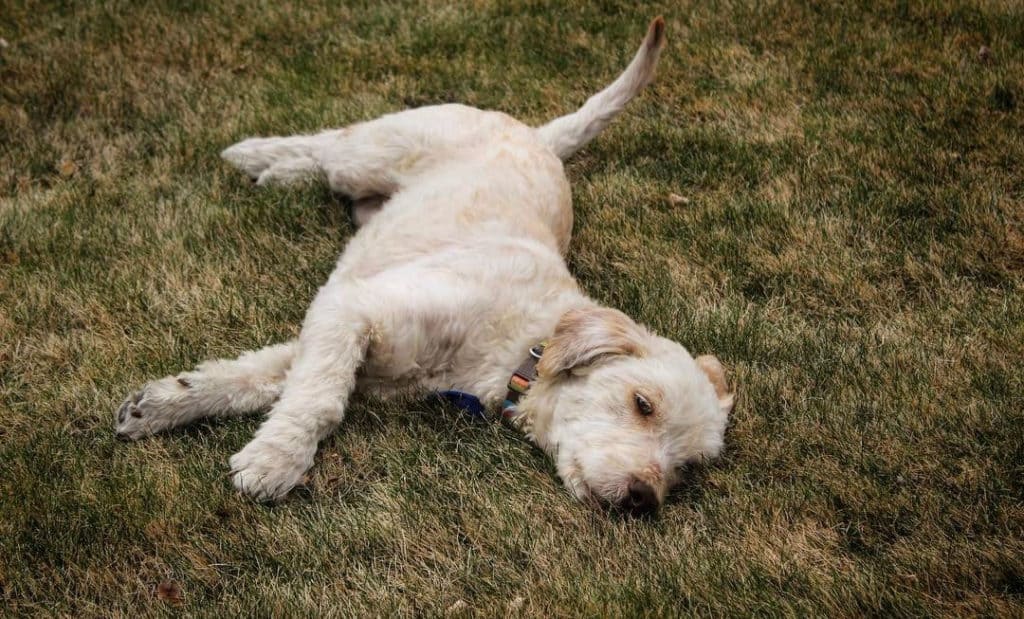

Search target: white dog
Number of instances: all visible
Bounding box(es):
[115,17,733,515]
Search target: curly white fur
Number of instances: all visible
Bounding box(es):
[116,18,733,512]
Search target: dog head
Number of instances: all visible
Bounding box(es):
[523,306,733,515]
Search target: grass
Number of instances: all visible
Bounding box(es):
[1,0,1022,615]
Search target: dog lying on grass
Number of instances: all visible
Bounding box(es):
[115,17,733,515]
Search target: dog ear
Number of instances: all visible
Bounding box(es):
[695,355,735,415]
[537,307,646,377]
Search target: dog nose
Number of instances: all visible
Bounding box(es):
[622,478,659,516]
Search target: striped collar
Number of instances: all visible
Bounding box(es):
[501,342,546,422]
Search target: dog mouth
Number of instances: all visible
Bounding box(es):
[565,464,663,516]
[564,461,629,512]
[562,457,600,506]
[562,455,662,517]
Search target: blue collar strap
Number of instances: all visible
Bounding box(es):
[435,389,486,419]
[435,342,546,422]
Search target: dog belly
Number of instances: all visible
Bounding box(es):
[347,241,579,402]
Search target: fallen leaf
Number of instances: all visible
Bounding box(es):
[58,159,77,177]
[156,580,183,604]
[0,38,8,50]
[446,599,469,616]
[508,595,526,612]
[668,192,690,206]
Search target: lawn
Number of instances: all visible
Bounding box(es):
[1,0,1022,615]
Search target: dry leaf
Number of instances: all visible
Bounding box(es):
[668,192,690,206]
[156,580,183,604]
[446,599,469,616]
[58,159,77,177]
[0,38,8,50]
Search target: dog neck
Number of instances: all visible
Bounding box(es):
[490,294,599,450]
[505,376,559,454]
[500,342,545,419]
[499,344,560,453]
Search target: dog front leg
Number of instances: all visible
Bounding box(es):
[229,305,369,502]
[115,340,297,440]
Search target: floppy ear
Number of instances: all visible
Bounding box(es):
[695,355,735,415]
[537,307,646,377]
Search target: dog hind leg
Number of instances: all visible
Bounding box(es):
[222,105,481,201]
[114,341,297,440]
[351,194,386,227]
[220,134,331,184]
[254,155,321,186]
[223,121,410,198]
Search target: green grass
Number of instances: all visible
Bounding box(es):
[2,0,1022,615]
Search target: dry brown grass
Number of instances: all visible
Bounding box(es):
[2,0,1023,615]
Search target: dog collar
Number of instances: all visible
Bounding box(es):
[501,342,546,422]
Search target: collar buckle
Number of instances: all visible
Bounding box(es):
[503,341,547,418]
[529,343,545,360]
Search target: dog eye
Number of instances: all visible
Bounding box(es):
[634,393,653,416]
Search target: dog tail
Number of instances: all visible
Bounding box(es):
[536,17,666,160]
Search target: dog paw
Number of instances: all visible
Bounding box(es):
[229,438,313,502]
[221,139,279,181]
[114,375,194,440]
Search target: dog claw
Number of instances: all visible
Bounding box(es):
[113,375,191,440]
[116,391,143,424]
[114,390,148,439]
